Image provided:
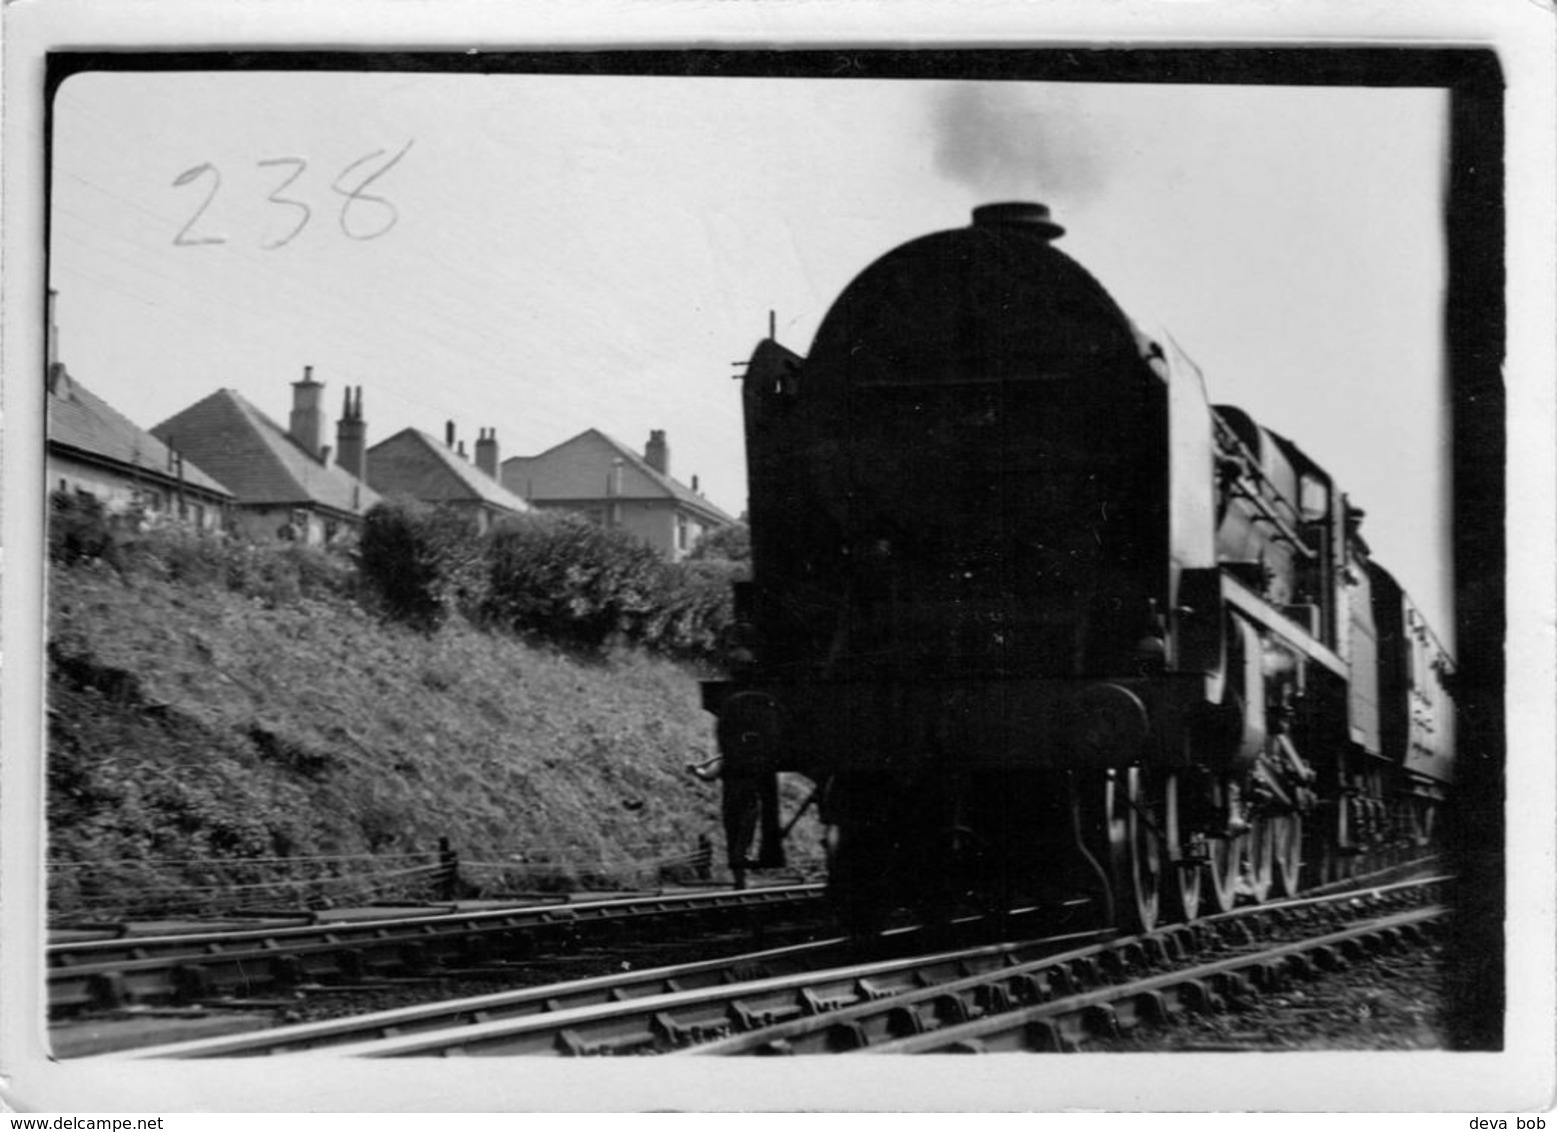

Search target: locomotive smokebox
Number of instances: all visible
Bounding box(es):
[971,200,1065,240]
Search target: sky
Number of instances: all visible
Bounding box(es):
[48,68,1451,636]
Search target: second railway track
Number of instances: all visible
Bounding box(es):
[49,883,827,1020]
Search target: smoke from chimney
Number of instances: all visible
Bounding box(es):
[930,85,1107,206]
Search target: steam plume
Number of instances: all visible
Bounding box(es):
[931,84,1107,205]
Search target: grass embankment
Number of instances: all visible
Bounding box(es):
[47,554,820,922]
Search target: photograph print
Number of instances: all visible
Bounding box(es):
[5,3,1551,1114]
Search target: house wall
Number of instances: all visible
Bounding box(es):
[617,499,674,558]
[502,433,662,502]
[529,497,714,561]
[443,498,511,535]
[225,504,351,547]
[367,431,525,534]
[47,452,227,532]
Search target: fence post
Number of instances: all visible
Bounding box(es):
[438,836,460,901]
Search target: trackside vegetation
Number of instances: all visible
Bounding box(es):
[45,495,818,921]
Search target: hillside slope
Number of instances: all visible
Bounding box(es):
[47,560,818,920]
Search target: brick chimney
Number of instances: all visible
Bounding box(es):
[45,289,67,395]
[290,366,325,458]
[474,428,500,479]
[645,429,669,475]
[335,386,366,480]
[47,289,59,373]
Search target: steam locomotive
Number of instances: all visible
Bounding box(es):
[702,202,1456,935]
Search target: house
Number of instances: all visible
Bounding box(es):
[501,429,736,561]
[150,368,380,546]
[48,367,234,531]
[45,291,232,530]
[365,423,529,533]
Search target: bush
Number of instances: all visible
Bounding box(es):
[354,502,742,661]
[49,491,357,608]
[49,491,120,567]
[358,498,485,628]
[482,511,663,648]
[687,523,750,563]
[639,559,742,661]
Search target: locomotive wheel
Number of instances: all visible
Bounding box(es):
[1202,832,1241,914]
[1242,815,1275,905]
[1161,773,1201,924]
[1105,767,1161,934]
[1270,812,1303,897]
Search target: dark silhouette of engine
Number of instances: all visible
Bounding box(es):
[703,203,1455,934]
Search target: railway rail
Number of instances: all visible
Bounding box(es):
[49,884,826,1017]
[691,899,1444,1055]
[857,905,1442,1054]
[104,874,1447,1059]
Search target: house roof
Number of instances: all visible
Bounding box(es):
[47,369,233,499]
[150,389,380,516]
[366,428,529,514]
[504,429,737,526]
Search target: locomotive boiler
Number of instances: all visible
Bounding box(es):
[702,202,1455,935]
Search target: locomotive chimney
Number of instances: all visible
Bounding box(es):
[971,201,1065,240]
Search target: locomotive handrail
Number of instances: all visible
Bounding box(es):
[1212,412,1316,559]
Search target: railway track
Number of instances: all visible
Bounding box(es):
[692,896,1445,1055]
[101,874,1448,1059]
[100,905,1101,1060]
[49,884,826,1017]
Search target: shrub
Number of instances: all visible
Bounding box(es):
[358,498,485,628]
[49,492,357,608]
[638,558,742,661]
[49,491,119,567]
[687,522,750,563]
[482,511,663,648]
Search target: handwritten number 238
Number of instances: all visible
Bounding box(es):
[172,141,414,248]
